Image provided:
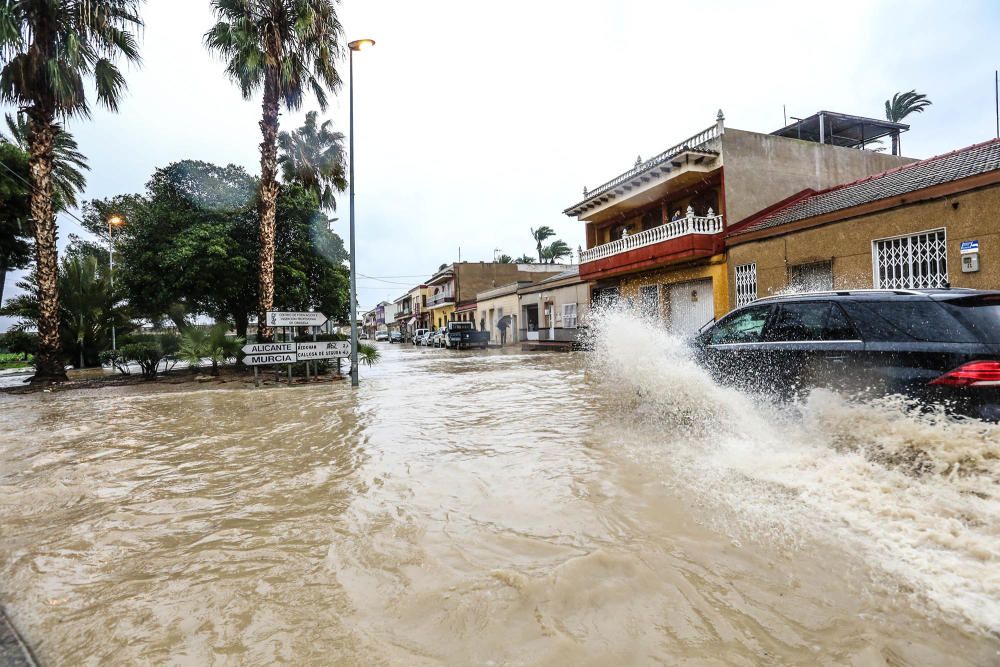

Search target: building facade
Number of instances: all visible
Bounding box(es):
[476,281,533,346]
[518,267,591,350]
[564,111,913,335]
[426,262,568,330]
[726,139,1000,304]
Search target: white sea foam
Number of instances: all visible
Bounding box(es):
[586,306,1000,634]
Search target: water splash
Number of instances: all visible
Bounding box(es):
[585,305,1000,634]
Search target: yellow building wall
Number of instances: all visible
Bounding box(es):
[430,305,455,329]
[616,254,730,319]
[727,183,1000,304]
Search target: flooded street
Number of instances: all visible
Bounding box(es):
[2,321,999,665]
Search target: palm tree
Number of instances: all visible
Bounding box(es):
[885,90,932,156]
[541,239,572,264]
[205,0,343,342]
[514,254,536,264]
[0,0,142,384]
[278,110,346,210]
[531,226,555,263]
[496,254,513,264]
[3,112,88,209]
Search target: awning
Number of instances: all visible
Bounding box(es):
[408,317,417,325]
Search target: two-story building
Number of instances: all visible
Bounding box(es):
[563,110,913,335]
[426,262,568,330]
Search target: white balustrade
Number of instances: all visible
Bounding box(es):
[580,210,723,264]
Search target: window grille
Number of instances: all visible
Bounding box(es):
[734,263,757,307]
[563,303,578,328]
[873,228,947,289]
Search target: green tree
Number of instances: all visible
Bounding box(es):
[514,254,536,264]
[3,112,89,209]
[273,183,349,322]
[0,141,33,302]
[0,0,143,384]
[85,161,259,335]
[206,0,343,342]
[541,239,571,263]
[278,110,346,210]
[531,226,555,263]
[1,248,129,369]
[496,254,513,264]
[884,90,932,156]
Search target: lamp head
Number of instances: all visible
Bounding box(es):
[108,215,125,227]
[348,38,375,51]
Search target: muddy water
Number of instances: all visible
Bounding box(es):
[1,329,998,665]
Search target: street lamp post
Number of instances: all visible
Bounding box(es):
[108,215,124,351]
[348,37,375,388]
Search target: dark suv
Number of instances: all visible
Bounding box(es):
[693,289,1000,421]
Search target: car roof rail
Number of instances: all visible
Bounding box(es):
[755,288,930,302]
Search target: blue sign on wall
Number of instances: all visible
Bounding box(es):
[960,240,979,254]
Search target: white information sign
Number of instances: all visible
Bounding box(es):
[242,342,296,355]
[296,341,351,359]
[266,311,327,327]
[243,352,297,366]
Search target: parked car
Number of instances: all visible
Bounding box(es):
[445,321,490,350]
[431,327,448,348]
[374,331,389,342]
[412,328,429,345]
[389,331,403,343]
[359,332,369,340]
[693,289,1000,421]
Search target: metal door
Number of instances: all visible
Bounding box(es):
[667,279,714,335]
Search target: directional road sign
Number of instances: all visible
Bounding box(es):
[267,311,327,327]
[296,341,351,360]
[243,352,297,366]
[242,342,296,355]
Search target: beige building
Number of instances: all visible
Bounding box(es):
[726,138,1000,305]
[476,281,532,346]
[427,262,567,330]
[563,110,914,332]
[518,267,591,350]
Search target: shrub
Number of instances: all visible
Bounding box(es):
[178,324,245,375]
[357,343,380,367]
[0,330,38,357]
[101,334,181,378]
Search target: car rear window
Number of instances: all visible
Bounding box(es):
[841,300,978,343]
[938,294,1000,343]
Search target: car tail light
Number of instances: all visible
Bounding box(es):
[930,361,1000,387]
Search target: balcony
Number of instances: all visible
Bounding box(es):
[426,290,455,308]
[580,208,724,280]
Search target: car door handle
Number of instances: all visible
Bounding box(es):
[828,356,848,363]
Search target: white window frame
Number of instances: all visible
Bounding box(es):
[872,227,948,289]
[734,263,757,308]
[562,303,578,328]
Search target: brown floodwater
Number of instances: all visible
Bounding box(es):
[1,322,999,665]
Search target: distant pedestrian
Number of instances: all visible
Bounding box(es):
[480,316,486,332]
[497,317,509,345]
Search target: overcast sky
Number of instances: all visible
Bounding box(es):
[2,0,999,324]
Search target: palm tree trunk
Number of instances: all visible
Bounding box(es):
[891,133,899,156]
[257,76,280,343]
[537,241,542,263]
[27,114,67,384]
